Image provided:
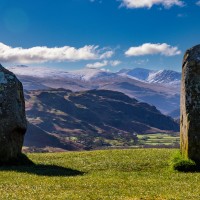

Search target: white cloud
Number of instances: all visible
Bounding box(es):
[125,43,181,57]
[196,1,200,6]
[0,42,114,64]
[99,50,114,59]
[86,60,121,68]
[110,60,121,66]
[86,60,108,68]
[120,0,185,9]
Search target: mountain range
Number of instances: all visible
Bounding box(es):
[7,66,181,115]
[8,65,181,84]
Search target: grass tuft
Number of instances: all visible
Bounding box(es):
[170,151,197,172]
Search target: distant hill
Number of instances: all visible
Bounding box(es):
[24,89,179,150]
[7,66,180,114]
[168,108,180,119]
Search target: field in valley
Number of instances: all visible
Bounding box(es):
[137,132,180,148]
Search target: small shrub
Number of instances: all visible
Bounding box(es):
[170,151,197,172]
[141,136,149,141]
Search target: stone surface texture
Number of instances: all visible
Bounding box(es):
[0,64,26,162]
[181,44,200,162]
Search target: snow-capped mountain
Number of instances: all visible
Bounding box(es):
[147,70,181,85]
[8,65,70,78]
[117,68,154,82]
[8,65,181,85]
[117,68,181,85]
[66,68,117,81]
[7,65,115,81]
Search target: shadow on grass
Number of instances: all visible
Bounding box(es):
[0,165,85,176]
[0,154,85,177]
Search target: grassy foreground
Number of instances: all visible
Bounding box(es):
[0,149,200,200]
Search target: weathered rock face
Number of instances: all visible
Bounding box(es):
[0,64,26,163]
[181,45,200,162]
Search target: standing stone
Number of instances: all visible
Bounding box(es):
[181,45,200,163]
[0,64,27,163]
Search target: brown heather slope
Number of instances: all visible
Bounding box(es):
[24,89,179,150]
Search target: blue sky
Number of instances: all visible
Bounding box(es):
[0,0,200,72]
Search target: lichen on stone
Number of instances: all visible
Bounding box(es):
[0,64,27,163]
[181,44,200,163]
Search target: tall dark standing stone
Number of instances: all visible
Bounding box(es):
[181,45,200,163]
[0,64,27,163]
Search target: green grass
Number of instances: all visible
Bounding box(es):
[0,149,200,199]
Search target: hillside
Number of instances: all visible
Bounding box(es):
[24,123,81,151]
[24,89,179,150]
[1,149,200,199]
